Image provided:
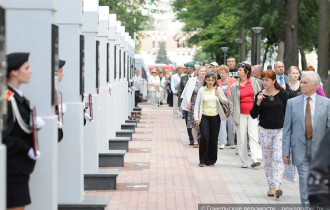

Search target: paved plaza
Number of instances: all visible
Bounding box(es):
[86,103,301,209]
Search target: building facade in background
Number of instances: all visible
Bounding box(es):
[139,0,196,66]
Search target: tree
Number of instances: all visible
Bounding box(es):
[155,41,171,64]
[172,0,320,69]
[318,0,329,96]
[99,0,156,38]
[284,0,299,70]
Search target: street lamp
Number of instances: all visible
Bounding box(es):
[235,38,242,62]
[251,27,263,65]
[220,46,229,64]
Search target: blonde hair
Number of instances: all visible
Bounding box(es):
[288,66,300,74]
[218,65,229,73]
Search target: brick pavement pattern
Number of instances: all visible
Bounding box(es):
[86,104,301,209]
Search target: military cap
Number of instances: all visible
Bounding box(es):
[6,52,30,72]
[184,62,195,68]
[59,59,66,68]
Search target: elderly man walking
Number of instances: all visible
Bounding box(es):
[282,71,330,206]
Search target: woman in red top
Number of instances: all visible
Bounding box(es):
[217,65,236,149]
[229,63,262,168]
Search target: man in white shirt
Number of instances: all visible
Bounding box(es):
[171,67,183,117]
[283,71,330,206]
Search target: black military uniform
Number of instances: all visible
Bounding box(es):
[2,53,36,208]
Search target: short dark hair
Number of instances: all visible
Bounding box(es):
[238,62,252,78]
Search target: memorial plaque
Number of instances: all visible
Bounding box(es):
[106,43,109,83]
[119,49,122,79]
[114,45,117,80]
[0,7,6,131]
[127,55,130,82]
[123,51,126,78]
[96,41,100,90]
[51,24,59,105]
[80,35,85,95]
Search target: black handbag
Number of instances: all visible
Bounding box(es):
[138,93,143,101]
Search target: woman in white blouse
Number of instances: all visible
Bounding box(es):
[194,73,228,167]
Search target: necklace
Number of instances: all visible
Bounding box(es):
[267,88,274,102]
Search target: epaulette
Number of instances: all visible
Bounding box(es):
[6,89,14,101]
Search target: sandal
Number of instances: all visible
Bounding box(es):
[275,189,283,198]
[251,161,261,168]
[267,189,275,197]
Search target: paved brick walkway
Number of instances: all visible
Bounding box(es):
[86,103,300,209]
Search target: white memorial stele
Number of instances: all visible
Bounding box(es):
[2,0,58,209]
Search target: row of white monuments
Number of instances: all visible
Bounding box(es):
[0,0,141,209]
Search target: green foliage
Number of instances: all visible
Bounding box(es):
[155,41,171,64]
[172,0,319,63]
[99,0,156,38]
[193,49,212,64]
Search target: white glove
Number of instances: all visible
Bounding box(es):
[58,104,67,113]
[84,101,89,109]
[57,121,63,129]
[36,117,45,130]
[27,148,41,160]
[84,112,92,122]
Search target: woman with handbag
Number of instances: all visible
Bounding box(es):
[194,73,228,167]
[217,65,237,149]
[3,53,41,209]
[181,67,206,148]
[250,69,288,198]
[229,62,262,168]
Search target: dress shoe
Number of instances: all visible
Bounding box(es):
[251,161,261,168]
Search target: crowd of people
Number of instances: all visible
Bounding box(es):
[137,57,329,207]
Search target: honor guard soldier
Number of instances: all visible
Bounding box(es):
[56,59,66,142]
[3,52,44,209]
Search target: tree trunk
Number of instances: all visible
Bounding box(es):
[251,30,256,65]
[277,41,285,62]
[215,52,221,65]
[262,43,270,69]
[240,28,246,62]
[299,49,307,71]
[284,0,298,73]
[318,0,329,96]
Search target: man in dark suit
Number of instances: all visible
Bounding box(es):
[178,62,196,145]
[283,71,330,206]
[274,61,289,86]
[308,130,330,208]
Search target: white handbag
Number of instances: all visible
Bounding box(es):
[283,163,296,182]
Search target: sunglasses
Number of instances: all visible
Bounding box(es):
[238,63,246,68]
[152,72,156,74]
